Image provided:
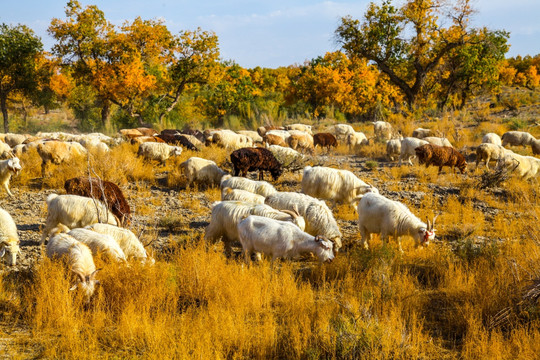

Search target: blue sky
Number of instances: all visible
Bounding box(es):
[2,0,539,68]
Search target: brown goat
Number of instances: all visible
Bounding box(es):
[230,147,283,181]
[415,144,467,174]
[313,133,338,152]
[64,177,131,227]
[263,134,288,147]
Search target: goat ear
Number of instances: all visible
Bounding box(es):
[69,284,78,291]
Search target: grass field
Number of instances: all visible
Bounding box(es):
[0,105,539,359]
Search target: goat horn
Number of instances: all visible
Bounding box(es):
[281,210,298,219]
[73,271,85,283]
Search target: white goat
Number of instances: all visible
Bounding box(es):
[265,191,343,251]
[357,192,436,253]
[212,130,253,149]
[423,136,453,147]
[373,121,393,141]
[41,194,118,244]
[266,145,305,170]
[501,131,537,147]
[46,232,99,300]
[496,153,540,180]
[329,124,355,143]
[0,142,14,159]
[238,215,334,265]
[137,142,182,164]
[399,137,429,165]
[68,228,127,263]
[501,131,536,147]
[220,175,277,197]
[346,132,369,152]
[301,166,378,206]
[285,124,313,135]
[222,187,265,204]
[85,223,153,263]
[180,157,227,188]
[482,133,502,146]
[386,138,402,161]
[475,143,510,169]
[0,157,21,197]
[205,201,305,254]
[0,207,20,266]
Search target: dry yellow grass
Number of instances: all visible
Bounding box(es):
[1,116,539,359]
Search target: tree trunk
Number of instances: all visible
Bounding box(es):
[101,102,110,130]
[0,95,9,133]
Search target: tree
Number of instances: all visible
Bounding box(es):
[335,0,508,108]
[49,1,220,128]
[0,23,43,132]
[155,28,220,125]
[436,28,509,109]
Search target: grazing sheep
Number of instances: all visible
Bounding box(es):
[220,175,277,197]
[482,133,502,146]
[329,124,356,143]
[287,133,314,154]
[257,125,285,137]
[78,137,110,153]
[285,124,313,135]
[64,177,131,227]
[46,232,99,300]
[0,142,14,159]
[266,145,305,170]
[238,216,334,265]
[399,137,430,165]
[0,207,20,266]
[496,153,540,180]
[137,142,182,164]
[205,201,306,255]
[263,133,288,147]
[501,131,537,147]
[37,141,88,176]
[265,191,343,251]
[412,128,432,139]
[4,133,30,147]
[180,157,227,188]
[301,166,378,206]
[313,133,338,152]
[423,137,453,147]
[373,121,393,141]
[85,223,152,263]
[415,144,467,174]
[237,130,263,143]
[386,138,402,161]
[212,130,253,150]
[230,147,283,181]
[222,187,265,204]
[357,192,436,253]
[68,228,127,263]
[346,132,369,152]
[41,194,118,245]
[0,157,21,197]
[475,143,510,169]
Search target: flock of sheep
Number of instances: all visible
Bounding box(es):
[0,120,538,301]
